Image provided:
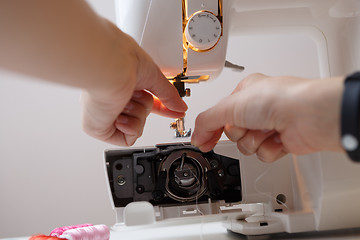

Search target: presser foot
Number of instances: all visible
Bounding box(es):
[175,128,192,138]
[170,118,191,138]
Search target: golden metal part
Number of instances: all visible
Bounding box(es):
[182,0,189,74]
[170,121,177,129]
[167,74,209,84]
[169,1,223,138]
[170,118,191,138]
[185,88,191,97]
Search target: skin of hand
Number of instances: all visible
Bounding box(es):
[80,24,187,146]
[0,0,187,146]
[191,73,345,162]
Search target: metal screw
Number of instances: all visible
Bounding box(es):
[210,160,219,169]
[136,185,145,194]
[185,88,191,97]
[152,190,164,201]
[170,122,177,129]
[218,169,224,177]
[117,175,126,186]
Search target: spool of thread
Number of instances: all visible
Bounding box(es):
[29,224,110,240]
[57,224,110,240]
[50,224,93,237]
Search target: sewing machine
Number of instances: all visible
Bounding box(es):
[105,0,360,237]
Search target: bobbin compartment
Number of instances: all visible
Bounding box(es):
[104,143,242,222]
[105,143,241,207]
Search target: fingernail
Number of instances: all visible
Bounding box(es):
[180,100,188,111]
[256,154,265,162]
[117,115,128,124]
[262,129,271,133]
[256,153,271,163]
[133,91,143,99]
[274,135,282,144]
[238,143,253,155]
[124,102,134,113]
[191,137,197,147]
[191,136,202,149]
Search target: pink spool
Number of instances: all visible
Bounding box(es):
[50,224,93,237]
[58,224,110,240]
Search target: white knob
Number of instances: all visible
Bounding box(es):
[123,201,155,226]
[185,11,222,51]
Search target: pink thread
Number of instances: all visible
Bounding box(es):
[50,224,93,237]
[59,225,110,240]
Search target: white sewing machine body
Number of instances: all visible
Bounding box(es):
[106,0,360,236]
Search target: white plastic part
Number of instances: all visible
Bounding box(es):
[115,0,183,77]
[185,11,222,51]
[115,0,228,79]
[123,201,156,226]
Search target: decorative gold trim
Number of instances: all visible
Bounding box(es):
[167,75,210,84]
[182,0,188,75]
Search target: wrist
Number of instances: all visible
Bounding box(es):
[315,76,345,152]
[286,76,345,153]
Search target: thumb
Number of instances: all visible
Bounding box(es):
[136,48,188,113]
[192,94,240,151]
[149,67,188,113]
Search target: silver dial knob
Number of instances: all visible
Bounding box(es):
[185,11,222,51]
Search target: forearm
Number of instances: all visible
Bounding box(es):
[0,0,127,93]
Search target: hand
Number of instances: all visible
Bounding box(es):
[0,1,187,146]
[81,22,187,146]
[191,73,345,162]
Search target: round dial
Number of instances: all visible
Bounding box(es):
[185,11,222,51]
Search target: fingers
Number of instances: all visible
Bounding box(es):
[224,124,247,142]
[224,125,286,161]
[131,90,153,116]
[195,128,224,152]
[115,114,143,146]
[152,96,186,118]
[192,95,238,150]
[192,73,285,159]
[114,90,153,146]
[135,48,188,114]
[231,73,267,94]
[256,134,287,162]
[234,130,287,162]
[192,73,269,150]
[235,129,276,156]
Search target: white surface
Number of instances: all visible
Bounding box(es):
[3,223,360,240]
[0,0,324,238]
[112,223,360,240]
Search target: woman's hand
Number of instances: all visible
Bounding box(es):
[191,73,344,162]
[0,0,187,146]
[81,24,187,146]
